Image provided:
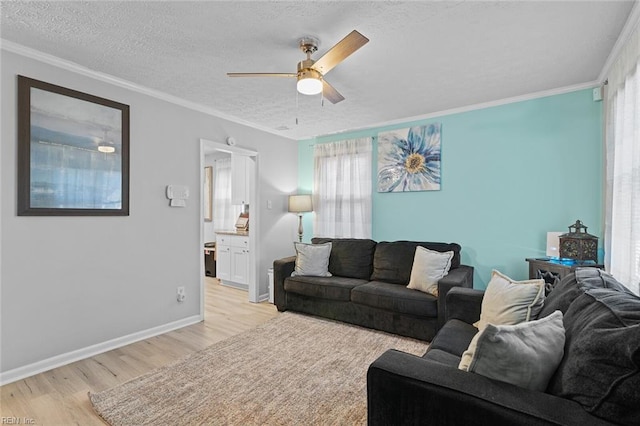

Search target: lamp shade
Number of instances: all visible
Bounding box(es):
[288,194,313,213]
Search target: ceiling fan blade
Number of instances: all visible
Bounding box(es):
[322,80,345,104]
[227,73,297,78]
[312,30,369,75]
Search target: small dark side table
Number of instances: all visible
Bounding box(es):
[526,258,605,293]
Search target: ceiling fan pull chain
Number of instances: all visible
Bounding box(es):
[296,90,299,125]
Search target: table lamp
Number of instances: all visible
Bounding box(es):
[288,195,313,242]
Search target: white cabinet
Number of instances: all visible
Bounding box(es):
[231,246,249,283]
[231,154,251,205]
[216,233,249,289]
[216,243,231,281]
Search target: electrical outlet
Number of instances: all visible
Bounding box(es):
[177,286,186,303]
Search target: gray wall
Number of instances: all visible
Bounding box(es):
[0,49,299,376]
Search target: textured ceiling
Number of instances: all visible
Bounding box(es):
[1,1,636,140]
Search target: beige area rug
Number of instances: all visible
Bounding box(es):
[89,312,429,425]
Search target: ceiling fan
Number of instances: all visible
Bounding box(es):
[227,30,369,104]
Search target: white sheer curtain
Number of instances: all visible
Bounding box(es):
[605,19,640,294]
[213,158,240,231]
[313,138,372,238]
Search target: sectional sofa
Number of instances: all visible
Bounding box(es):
[367,268,640,425]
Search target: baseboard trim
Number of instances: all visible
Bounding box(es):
[0,315,202,386]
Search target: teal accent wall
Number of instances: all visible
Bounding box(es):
[298,89,603,288]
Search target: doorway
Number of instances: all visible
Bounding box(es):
[199,138,260,321]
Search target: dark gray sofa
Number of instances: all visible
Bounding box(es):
[367,268,640,425]
[273,238,474,341]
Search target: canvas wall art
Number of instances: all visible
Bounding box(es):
[377,124,441,192]
[17,76,130,215]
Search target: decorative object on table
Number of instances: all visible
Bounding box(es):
[288,194,313,242]
[377,123,441,192]
[17,75,129,216]
[204,166,213,221]
[235,213,249,231]
[545,231,563,258]
[559,220,598,263]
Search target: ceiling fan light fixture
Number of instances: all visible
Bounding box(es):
[297,69,323,95]
[227,30,368,104]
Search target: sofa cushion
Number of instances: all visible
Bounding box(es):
[291,242,332,277]
[312,238,376,280]
[459,311,565,392]
[370,241,461,284]
[351,281,438,317]
[407,246,453,296]
[546,276,640,426]
[284,276,368,301]
[474,270,545,331]
[428,319,478,357]
[539,267,631,318]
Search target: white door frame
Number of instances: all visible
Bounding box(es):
[199,138,260,320]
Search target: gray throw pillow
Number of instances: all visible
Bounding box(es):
[406,246,453,296]
[291,242,333,277]
[459,310,565,391]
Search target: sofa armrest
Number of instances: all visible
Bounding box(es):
[445,287,484,324]
[273,256,296,311]
[436,265,473,329]
[367,349,613,426]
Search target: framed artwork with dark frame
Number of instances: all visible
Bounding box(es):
[17,75,130,216]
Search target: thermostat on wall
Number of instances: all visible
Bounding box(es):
[166,185,189,207]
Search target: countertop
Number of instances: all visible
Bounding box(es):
[215,230,249,236]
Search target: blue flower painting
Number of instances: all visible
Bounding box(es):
[377,124,441,192]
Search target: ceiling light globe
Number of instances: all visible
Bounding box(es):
[98,145,116,153]
[297,77,323,95]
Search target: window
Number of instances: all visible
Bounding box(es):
[313,138,372,238]
[212,157,241,231]
[605,21,639,294]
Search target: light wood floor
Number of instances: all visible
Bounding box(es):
[0,278,278,425]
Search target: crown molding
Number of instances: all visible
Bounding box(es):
[598,0,640,83]
[0,39,297,140]
[0,39,603,143]
[303,80,600,141]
